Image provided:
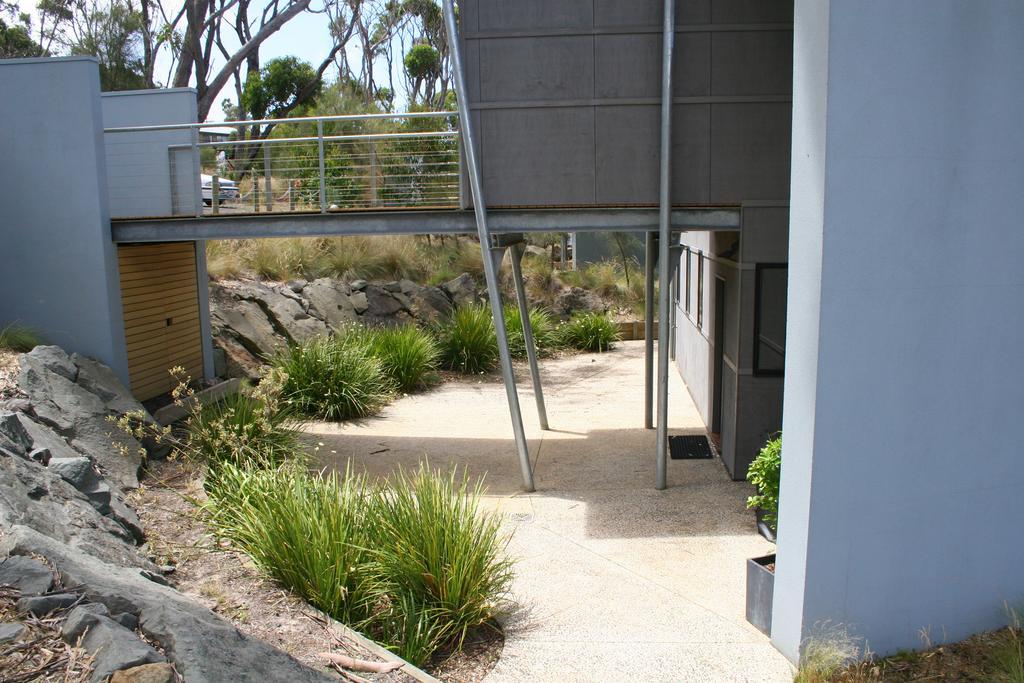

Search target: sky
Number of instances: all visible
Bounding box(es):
[19,0,403,120]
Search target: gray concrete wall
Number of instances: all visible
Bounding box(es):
[774,0,1024,661]
[461,0,793,207]
[102,89,199,218]
[0,57,129,383]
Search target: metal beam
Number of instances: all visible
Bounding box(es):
[644,232,656,430]
[443,0,535,492]
[655,0,676,491]
[510,242,549,430]
[111,207,740,243]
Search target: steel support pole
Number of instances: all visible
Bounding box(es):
[655,0,676,490]
[644,231,656,429]
[443,0,535,492]
[317,120,327,213]
[510,242,549,430]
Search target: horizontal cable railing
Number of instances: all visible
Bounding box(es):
[103,111,461,219]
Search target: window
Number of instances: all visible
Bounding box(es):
[696,253,704,329]
[753,264,788,376]
[684,248,692,314]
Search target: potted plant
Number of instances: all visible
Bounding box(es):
[745,433,781,636]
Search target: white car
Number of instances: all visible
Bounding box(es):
[201,174,240,205]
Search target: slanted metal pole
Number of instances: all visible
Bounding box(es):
[317,120,327,212]
[443,0,535,492]
[655,0,676,490]
[510,242,549,430]
[644,231,656,429]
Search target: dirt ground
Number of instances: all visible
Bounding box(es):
[132,459,502,683]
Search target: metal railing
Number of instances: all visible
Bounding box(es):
[104,111,461,219]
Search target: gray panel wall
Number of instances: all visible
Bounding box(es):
[0,57,129,383]
[102,89,200,218]
[461,0,793,207]
[775,0,1024,661]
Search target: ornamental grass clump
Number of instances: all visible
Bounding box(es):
[0,323,43,352]
[436,304,499,374]
[559,311,620,352]
[354,325,441,393]
[502,304,560,358]
[272,335,394,420]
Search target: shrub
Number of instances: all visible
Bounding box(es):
[366,465,513,666]
[559,312,620,352]
[357,325,440,393]
[204,464,376,625]
[502,304,559,358]
[273,335,394,420]
[436,304,499,374]
[0,323,43,352]
[204,462,513,668]
[746,434,782,531]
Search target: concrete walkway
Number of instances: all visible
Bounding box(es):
[308,341,792,682]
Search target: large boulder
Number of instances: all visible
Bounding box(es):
[18,347,146,490]
[210,297,285,360]
[405,285,453,324]
[303,278,358,329]
[363,285,405,318]
[231,281,328,344]
[553,286,606,316]
[212,334,263,381]
[2,527,336,683]
[441,273,478,307]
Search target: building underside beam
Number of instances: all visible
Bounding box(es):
[110,207,739,243]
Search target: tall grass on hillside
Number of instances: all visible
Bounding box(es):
[436,304,499,374]
[272,335,394,420]
[0,323,43,352]
[349,325,441,393]
[559,311,621,352]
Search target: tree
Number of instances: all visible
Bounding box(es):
[0,15,41,57]
[242,55,321,119]
[67,0,148,90]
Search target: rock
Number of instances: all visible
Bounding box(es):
[441,273,478,307]
[13,412,83,462]
[554,286,605,316]
[0,411,33,454]
[286,279,307,293]
[406,286,453,324]
[63,603,111,641]
[350,290,369,314]
[79,615,165,682]
[0,555,53,595]
[0,398,32,413]
[382,281,403,293]
[525,244,549,259]
[304,278,358,329]
[0,449,152,569]
[232,281,328,344]
[212,347,227,378]
[49,457,97,491]
[114,612,140,630]
[110,663,177,683]
[18,348,145,490]
[210,298,285,359]
[17,592,79,616]
[28,447,51,465]
[363,285,405,318]
[398,279,419,295]
[0,622,26,644]
[212,335,263,381]
[350,279,367,291]
[3,526,336,683]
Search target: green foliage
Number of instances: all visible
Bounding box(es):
[436,304,498,374]
[242,56,321,120]
[793,623,863,683]
[0,323,43,352]
[204,462,512,668]
[366,465,513,665]
[353,325,440,393]
[559,312,620,352]
[272,335,394,421]
[992,605,1024,683]
[502,304,559,358]
[68,0,149,91]
[746,434,782,531]
[404,41,440,80]
[0,16,41,58]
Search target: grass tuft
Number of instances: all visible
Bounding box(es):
[436,304,499,374]
[502,304,560,358]
[350,325,441,393]
[558,311,620,352]
[0,323,44,352]
[272,335,394,420]
[795,623,864,683]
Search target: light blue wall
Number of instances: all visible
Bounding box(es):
[774,0,1024,661]
[0,57,129,383]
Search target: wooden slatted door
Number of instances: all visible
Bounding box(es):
[118,242,204,401]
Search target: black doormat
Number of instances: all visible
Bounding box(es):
[669,435,714,460]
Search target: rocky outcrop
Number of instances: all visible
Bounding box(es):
[209,274,474,379]
[0,347,346,682]
[553,286,606,316]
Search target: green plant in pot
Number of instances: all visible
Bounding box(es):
[746,433,781,542]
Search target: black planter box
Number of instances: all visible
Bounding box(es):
[755,508,777,543]
[746,553,775,636]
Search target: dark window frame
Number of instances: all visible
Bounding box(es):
[684,248,692,314]
[752,263,788,377]
[696,252,704,329]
